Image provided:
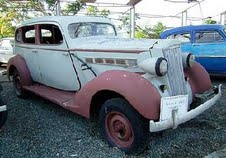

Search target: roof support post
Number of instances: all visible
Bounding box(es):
[181,10,187,26]
[56,0,61,16]
[220,11,226,25]
[130,6,135,38]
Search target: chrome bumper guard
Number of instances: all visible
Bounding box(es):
[0,105,7,112]
[149,84,222,132]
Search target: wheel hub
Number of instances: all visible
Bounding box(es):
[106,112,134,147]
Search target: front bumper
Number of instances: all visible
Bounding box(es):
[149,84,222,132]
[0,105,7,113]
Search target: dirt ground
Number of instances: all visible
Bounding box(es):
[0,74,225,158]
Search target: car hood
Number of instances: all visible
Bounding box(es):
[68,36,179,52]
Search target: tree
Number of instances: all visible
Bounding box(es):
[0,0,84,37]
[86,6,110,17]
[135,22,166,39]
[118,13,140,34]
[205,18,217,24]
[64,1,84,15]
[0,12,16,38]
[100,9,110,18]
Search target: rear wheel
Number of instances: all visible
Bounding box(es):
[99,98,149,155]
[0,97,7,128]
[13,70,27,98]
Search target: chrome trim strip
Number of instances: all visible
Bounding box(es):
[195,55,226,58]
[15,45,146,54]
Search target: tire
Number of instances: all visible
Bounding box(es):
[13,69,27,98]
[0,97,7,128]
[99,98,149,155]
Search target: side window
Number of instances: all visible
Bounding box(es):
[166,35,174,39]
[174,33,191,43]
[22,26,35,44]
[195,31,223,43]
[40,24,63,45]
[166,33,191,43]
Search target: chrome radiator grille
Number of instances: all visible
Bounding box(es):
[163,46,187,96]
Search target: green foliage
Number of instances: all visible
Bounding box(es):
[118,12,166,39]
[205,18,217,24]
[135,22,166,39]
[64,1,84,15]
[100,9,110,18]
[135,27,149,39]
[86,6,110,17]
[0,0,84,38]
[118,13,140,34]
[0,13,16,38]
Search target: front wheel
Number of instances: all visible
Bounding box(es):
[13,70,27,98]
[99,98,149,155]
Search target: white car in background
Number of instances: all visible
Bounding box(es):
[0,38,14,66]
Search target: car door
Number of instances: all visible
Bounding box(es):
[36,24,80,91]
[15,25,42,82]
[191,30,226,74]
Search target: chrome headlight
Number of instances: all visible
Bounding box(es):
[182,53,195,68]
[139,57,168,76]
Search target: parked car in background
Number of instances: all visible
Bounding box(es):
[7,16,221,154]
[0,37,14,66]
[0,84,7,129]
[160,24,226,75]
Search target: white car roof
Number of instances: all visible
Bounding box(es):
[19,16,114,27]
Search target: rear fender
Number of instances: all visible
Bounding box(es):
[7,54,32,86]
[73,70,161,120]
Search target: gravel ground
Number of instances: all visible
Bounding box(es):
[0,75,225,158]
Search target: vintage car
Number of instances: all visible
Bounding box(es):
[7,16,221,154]
[0,84,7,129]
[0,37,14,66]
[160,24,226,75]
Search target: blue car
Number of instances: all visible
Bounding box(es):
[160,24,226,75]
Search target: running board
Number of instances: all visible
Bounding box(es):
[23,84,75,107]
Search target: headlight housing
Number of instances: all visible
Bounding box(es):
[182,53,195,68]
[139,57,168,76]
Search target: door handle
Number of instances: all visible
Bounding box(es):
[192,44,200,47]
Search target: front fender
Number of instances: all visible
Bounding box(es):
[7,54,32,86]
[184,62,211,95]
[73,70,161,120]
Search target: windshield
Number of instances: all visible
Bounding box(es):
[68,22,116,38]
